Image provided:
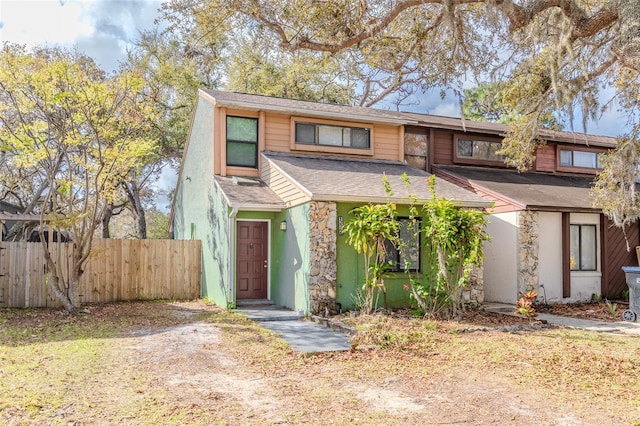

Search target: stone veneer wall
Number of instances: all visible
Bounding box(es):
[463,265,484,305]
[518,210,539,294]
[308,201,338,315]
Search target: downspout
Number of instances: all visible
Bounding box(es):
[228,207,239,307]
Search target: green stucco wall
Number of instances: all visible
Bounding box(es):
[235,206,310,314]
[335,203,421,311]
[269,204,311,313]
[172,97,231,306]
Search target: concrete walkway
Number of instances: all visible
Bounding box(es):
[235,305,353,353]
[484,303,640,336]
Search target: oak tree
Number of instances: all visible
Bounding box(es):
[160,0,640,226]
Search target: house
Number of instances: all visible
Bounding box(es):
[170,90,490,314]
[171,89,634,312]
[401,114,636,303]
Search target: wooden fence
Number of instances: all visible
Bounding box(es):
[0,239,201,308]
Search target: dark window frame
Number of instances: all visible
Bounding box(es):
[570,224,597,272]
[226,115,259,168]
[294,121,371,150]
[384,218,421,273]
[556,146,606,174]
[453,135,506,166]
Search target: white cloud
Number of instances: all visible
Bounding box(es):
[0,0,93,46]
[0,0,162,70]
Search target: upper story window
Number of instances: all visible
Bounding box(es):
[559,149,603,170]
[226,116,258,168]
[404,127,429,171]
[454,136,505,165]
[295,122,370,149]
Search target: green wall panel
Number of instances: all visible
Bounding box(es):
[172,97,231,306]
[269,204,311,313]
[336,203,422,311]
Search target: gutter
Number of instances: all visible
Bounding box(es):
[232,204,284,212]
[311,193,493,209]
[228,207,239,306]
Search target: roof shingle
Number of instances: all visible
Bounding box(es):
[434,165,599,211]
[264,152,490,207]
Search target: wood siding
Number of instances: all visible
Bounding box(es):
[259,112,402,161]
[264,112,291,152]
[433,130,454,165]
[261,158,311,207]
[0,239,202,308]
[373,124,402,161]
[602,217,640,298]
[535,144,556,172]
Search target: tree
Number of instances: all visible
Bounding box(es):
[462,82,560,129]
[0,43,158,312]
[224,26,355,104]
[344,203,398,314]
[408,176,489,319]
[169,0,640,227]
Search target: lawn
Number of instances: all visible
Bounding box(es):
[1,301,639,425]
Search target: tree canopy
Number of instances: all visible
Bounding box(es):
[160,0,640,228]
[0,43,158,310]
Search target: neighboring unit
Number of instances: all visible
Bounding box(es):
[405,114,636,303]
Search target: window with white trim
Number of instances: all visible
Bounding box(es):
[570,224,597,271]
[559,149,603,170]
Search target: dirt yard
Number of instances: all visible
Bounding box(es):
[1,301,639,425]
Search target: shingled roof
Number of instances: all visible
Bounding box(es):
[201,89,414,126]
[214,176,285,211]
[202,90,618,148]
[434,165,600,211]
[263,152,491,207]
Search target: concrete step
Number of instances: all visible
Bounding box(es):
[234,304,303,321]
[236,299,275,307]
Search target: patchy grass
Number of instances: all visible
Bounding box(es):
[340,314,640,419]
[2,301,640,425]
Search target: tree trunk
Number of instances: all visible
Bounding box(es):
[123,181,147,239]
[42,240,78,313]
[102,204,113,238]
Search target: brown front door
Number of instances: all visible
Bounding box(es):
[236,221,268,300]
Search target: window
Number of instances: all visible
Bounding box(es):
[384,218,420,272]
[559,149,603,170]
[226,116,258,168]
[570,224,597,271]
[295,122,370,149]
[404,129,429,170]
[456,138,504,163]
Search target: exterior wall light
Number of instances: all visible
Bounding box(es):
[280,220,287,231]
